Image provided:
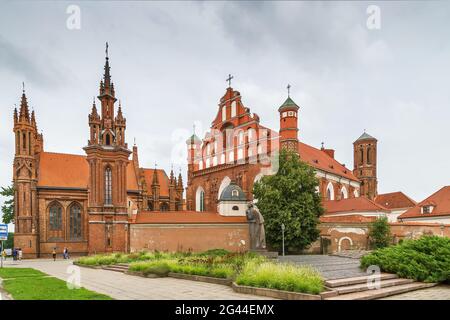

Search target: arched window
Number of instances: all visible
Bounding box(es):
[360,148,364,164]
[22,132,26,150]
[326,182,335,201]
[49,203,62,230]
[105,134,111,146]
[105,167,112,205]
[147,201,153,211]
[160,203,169,212]
[69,203,82,239]
[367,147,371,164]
[196,187,205,212]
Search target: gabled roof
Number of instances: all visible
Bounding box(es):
[134,211,248,224]
[142,168,170,197]
[38,152,89,189]
[355,132,376,142]
[374,192,416,210]
[323,197,388,214]
[37,151,138,191]
[399,186,450,219]
[298,142,359,182]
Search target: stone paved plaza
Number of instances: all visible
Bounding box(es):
[2,256,449,300]
[380,285,450,300]
[1,259,269,300]
[278,255,366,280]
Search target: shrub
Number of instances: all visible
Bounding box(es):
[360,235,450,283]
[236,261,323,294]
[368,216,391,249]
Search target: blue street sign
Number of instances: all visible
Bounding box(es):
[0,224,8,241]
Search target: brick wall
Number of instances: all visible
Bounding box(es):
[130,223,250,253]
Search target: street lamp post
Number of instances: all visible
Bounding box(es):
[281,223,285,256]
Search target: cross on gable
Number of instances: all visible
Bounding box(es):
[226,74,234,87]
[287,84,291,97]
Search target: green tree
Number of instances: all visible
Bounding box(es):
[253,149,324,252]
[1,185,15,224]
[368,216,391,249]
[4,233,14,249]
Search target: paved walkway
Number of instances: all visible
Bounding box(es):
[380,285,450,300]
[279,255,366,280]
[1,259,268,300]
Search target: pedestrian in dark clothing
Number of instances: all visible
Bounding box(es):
[52,248,57,261]
[12,248,17,261]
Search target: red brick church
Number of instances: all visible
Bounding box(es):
[13,46,446,258]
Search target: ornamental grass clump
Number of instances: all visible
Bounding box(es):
[237,261,324,294]
[360,235,450,283]
[236,261,324,294]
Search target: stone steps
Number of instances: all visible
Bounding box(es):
[331,278,414,295]
[102,265,129,273]
[325,273,398,288]
[325,282,436,300]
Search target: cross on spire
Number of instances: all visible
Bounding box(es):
[287,84,291,97]
[321,142,324,150]
[22,81,25,93]
[226,74,234,88]
[105,42,109,58]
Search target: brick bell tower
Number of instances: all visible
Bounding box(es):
[12,85,43,258]
[83,43,131,254]
[353,131,378,200]
[278,85,300,153]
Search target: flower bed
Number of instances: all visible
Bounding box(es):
[235,261,324,295]
[75,249,326,296]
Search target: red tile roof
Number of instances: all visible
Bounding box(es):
[399,186,450,219]
[320,214,377,223]
[38,151,139,192]
[323,197,388,214]
[134,211,248,224]
[374,192,416,210]
[142,169,170,197]
[298,142,358,182]
[38,152,89,189]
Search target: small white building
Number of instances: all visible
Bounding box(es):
[217,182,248,216]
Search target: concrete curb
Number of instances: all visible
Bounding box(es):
[72,262,103,269]
[231,282,322,300]
[168,272,232,286]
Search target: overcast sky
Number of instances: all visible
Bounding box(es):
[1,1,449,224]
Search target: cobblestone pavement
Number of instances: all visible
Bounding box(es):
[330,250,371,259]
[2,259,270,300]
[278,255,366,280]
[380,285,450,300]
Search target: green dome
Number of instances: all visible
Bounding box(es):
[219,183,247,201]
[278,96,299,112]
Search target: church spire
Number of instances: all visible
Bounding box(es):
[19,83,30,122]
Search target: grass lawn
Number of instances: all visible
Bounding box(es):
[0,268,112,300]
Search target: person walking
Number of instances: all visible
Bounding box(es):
[63,247,68,259]
[1,249,6,261]
[52,248,57,261]
[18,248,23,261]
[12,248,17,261]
